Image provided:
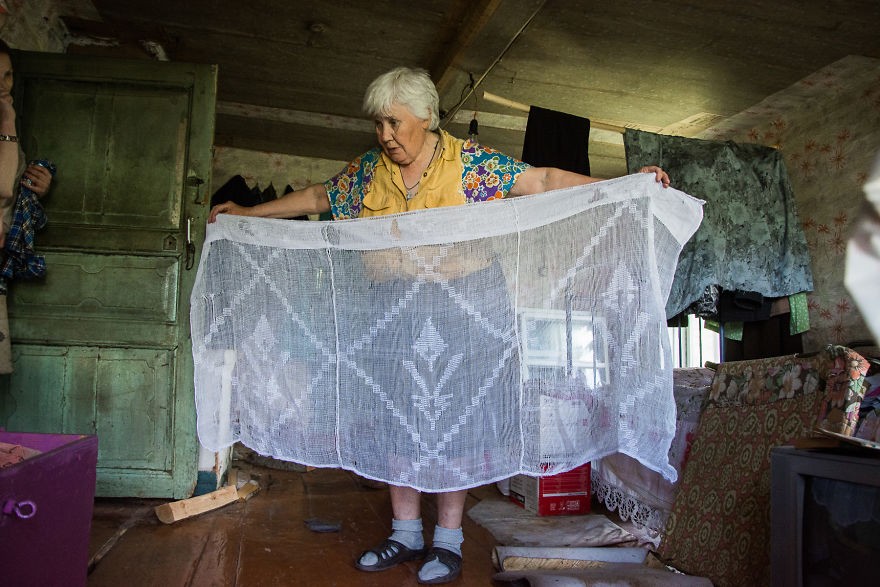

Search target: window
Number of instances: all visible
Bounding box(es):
[668,314,721,368]
[519,309,719,378]
[520,308,608,387]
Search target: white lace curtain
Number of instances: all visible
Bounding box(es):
[191,174,703,492]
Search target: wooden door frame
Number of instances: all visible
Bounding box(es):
[7,51,217,498]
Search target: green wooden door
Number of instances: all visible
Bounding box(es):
[0,52,216,498]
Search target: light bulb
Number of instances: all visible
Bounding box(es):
[468,117,479,142]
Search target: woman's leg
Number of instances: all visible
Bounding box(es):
[390,484,422,519]
[436,489,467,528]
[419,489,467,583]
[356,485,426,571]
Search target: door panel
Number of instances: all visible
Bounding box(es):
[20,80,187,229]
[1,346,175,478]
[94,348,174,471]
[11,252,180,324]
[0,52,216,498]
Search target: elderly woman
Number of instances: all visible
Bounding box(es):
[210,66,668,584]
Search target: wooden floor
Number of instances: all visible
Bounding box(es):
[87,458,502,586]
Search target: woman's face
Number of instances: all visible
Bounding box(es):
[374,102,430,166]
[0,53,12,104]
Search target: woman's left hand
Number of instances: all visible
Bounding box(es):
[22,163,52,197]
[638,165,670,188]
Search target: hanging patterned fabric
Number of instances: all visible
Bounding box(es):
[624,129,813,319]
[191,175,703,492]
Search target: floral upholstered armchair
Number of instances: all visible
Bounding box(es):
[656,345,870,587]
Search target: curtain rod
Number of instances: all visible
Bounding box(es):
[482,90,628,134]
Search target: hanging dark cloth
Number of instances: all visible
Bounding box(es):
[716,290,773,323]
[521,106,591,175]
[210,175,262,208]
[723,315,803,361]
[211,177,311,220]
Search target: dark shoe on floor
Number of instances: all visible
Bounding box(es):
[417,547,462,584]
[354,538,428,572]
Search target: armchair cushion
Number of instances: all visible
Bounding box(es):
[657,345,869,586]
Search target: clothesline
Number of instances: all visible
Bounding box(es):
[482,91,628,134]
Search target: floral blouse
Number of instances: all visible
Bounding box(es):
[324,131,531,220]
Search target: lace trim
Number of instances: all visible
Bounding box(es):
[591,468,667,538]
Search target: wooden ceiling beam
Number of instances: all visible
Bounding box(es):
[427,0,502,92]
[61,15,178,60]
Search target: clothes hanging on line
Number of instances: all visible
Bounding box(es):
[521,105,591,175]
[210,175,307,220]
[624,129,813,319]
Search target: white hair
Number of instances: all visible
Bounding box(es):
[363,67,440,130]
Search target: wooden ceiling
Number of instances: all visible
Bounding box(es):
[63,0,880,177]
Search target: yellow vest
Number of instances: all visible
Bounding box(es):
[359,130,466,217]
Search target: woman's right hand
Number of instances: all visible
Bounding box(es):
[209,200,249,223]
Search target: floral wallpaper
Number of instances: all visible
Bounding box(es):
[698,55,880,352]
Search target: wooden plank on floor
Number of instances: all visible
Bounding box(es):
[154,485,238,524]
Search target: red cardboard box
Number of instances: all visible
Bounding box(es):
[509,462,591,516]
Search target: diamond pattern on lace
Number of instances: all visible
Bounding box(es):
[191,176,703,491]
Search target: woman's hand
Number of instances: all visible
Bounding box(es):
[22,163,52,197]
[638,166,671,188]
[209,200,251,223]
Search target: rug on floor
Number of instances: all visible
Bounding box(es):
[467,497,639,548]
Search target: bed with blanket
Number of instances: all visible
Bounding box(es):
[592,345,877,554]
[591,367,714,544]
